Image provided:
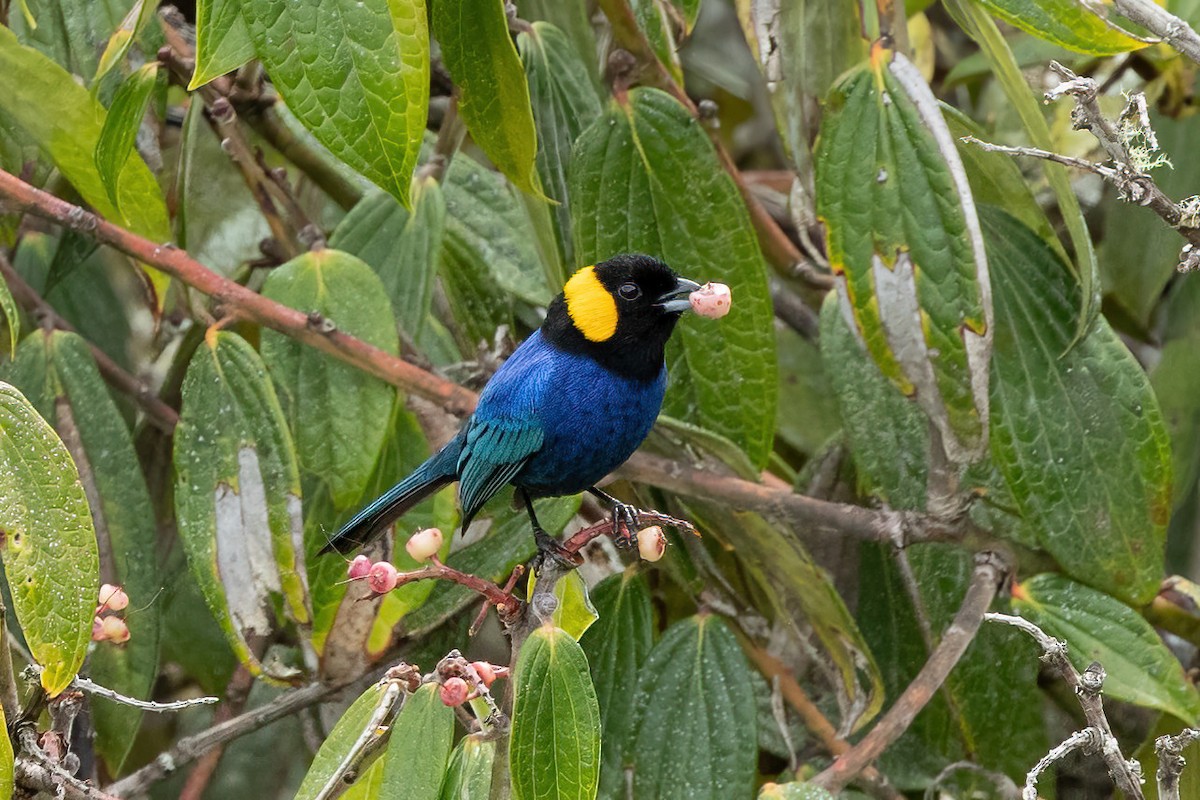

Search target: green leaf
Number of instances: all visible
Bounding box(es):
[329,179,445,342]
[510,625,601,800]
[983,208,1171,604]
[442,146,549,305]
[344,758,386,800]
[2,332,160,771]
[515,0,599,83]
[518,21,602,272]
[820,296,928,508]
[295,679,402,800]
[579,571,655,799]
[0,27,171,242]
[432,0,541,195]
[95,63,159,213]
[571,87,778,468]
[0,277,17,358]
[944,0,1099,342]
[261,249,399,509]
[1153,332,1200,506]
[815,53,991,463]
[0,382,98,696]
[972,0,1146,55]
[440,735,494,800]
[192,0,256,89]
[547,570,598,640]
[684,500,884,733]
[1014,573,1200,721]
[626,615,756,800]
[631,0,684,84]
[244,0,430,206]
[93,0,157,86]
[6,0,132,83]
[173,332,309,677]
[381,682,456,799]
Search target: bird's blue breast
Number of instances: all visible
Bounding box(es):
[472,330,666,496]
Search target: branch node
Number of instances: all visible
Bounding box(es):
[306,311,336,334]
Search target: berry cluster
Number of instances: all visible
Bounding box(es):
[91,583,131,644]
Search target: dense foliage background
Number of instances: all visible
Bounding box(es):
[2,0,1200,797]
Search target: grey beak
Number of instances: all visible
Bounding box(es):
[655,277,702,313]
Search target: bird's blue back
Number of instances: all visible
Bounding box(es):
[471,329,666,498]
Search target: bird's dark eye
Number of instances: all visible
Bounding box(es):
[618,282,642,301]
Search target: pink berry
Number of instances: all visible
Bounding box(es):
[92,618,106,641]
[405,527,444,563]
[347,555,372,580]
[440,677,469,707]
[471,661,497,688]
[367,561,399,593]
[638,526,667,562]
[100,616,130,644]
[688,282,732,319]
[99,583,130,612]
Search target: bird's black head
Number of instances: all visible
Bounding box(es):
[542,254,700,382]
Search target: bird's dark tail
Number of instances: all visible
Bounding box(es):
[320,438,461,555]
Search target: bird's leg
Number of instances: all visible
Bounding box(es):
[520,489,580,567]
[588,487,642,550]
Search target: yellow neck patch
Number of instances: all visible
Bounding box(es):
[563,265,618,342]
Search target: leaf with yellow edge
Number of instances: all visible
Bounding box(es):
[0,382,98,696]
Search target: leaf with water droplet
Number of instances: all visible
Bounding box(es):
[0,382,98,696]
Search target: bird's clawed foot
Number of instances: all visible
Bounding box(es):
[609,501,642,550]
[533,526,583,568]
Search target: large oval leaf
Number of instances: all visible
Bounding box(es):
[261,249,399,509]
[518,21,602,272]
[329,179,445,343]
[815,51,992,464]
[432,0,540,195]
[973,0,1146,56]
[244,0,430,206]
[3,332,160,770]
[571,87,778,468]
[0,382,98,696]
[1013,573,1200,722]
[510,625,601,800]
[380,682,456,799]
[580,571,655,799]
[174,331,308,676]
[626,615,756,800]
[983,208,1171,605]
[439,735,494,800]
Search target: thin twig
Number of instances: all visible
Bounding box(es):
[1156,728,1200,800]
[106,681,343,797]
[812,552,1007,793]
[1024,729,1100,800]
[960,136,1118,180]
[25,665,218,713]
[1042,61,1200,267]
[15,755,122,800]
[1110,0,1200,65]
[360,558,522,623]
[0,250,180,432]
[986,612,1145,799]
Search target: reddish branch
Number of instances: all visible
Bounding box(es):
[0,167,479,417]
[812,552,1007,793]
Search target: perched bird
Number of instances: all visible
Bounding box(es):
[322,254,703,556]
